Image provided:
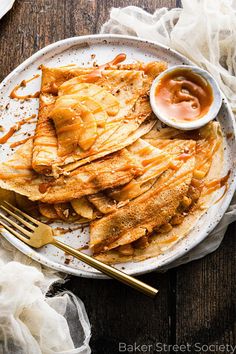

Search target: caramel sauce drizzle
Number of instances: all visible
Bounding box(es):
[196,138,220,170]
[169,161,180,171]
[142,154,166,167]
[202,171,230,197]
[158,235,178,245]
[33,141,57,147]
[149,133,226,200]
[118,163,141,172]
[10,74,40,100]
[42,82,59,95]
[176,153,192,161]
[10,136,33,148]
[137,146,153,156]
[0,172,32,180]
[38,182,53,194]
[0,126,17,145]
[0,114,36,145]
[83,53,126,83]
[8,164,32,170]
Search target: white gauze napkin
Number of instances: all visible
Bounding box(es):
[101,0,236,268]
[0,235,91,354]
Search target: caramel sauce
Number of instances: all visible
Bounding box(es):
[0,114,36,145]
[42,82,58,95]
[39,182,52,194]
[83,53,126,83]
[214,183,229,204]
[196,139,220,170]
[33,141,57,147]
[153,140,173,149]
[10,74,40,100]
[10,136,33,148]
[159,235,178,245]
[137,146,153,156]
[155,68,213,122]
[9,164,32,170]
[191,178,203,189]
[0,127,17,144]
[142,154,166,167]
[118,163,140,172]
[169,161,181,171]
[0,171,32,180]
[202,171,230,196]
[177,153,192,161]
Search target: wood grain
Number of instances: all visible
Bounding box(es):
[175,224,236,347]
[0,1,235,354]
[67,273,171,352]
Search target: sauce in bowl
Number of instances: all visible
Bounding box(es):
[150,65,222,131]
[155,68,213,122]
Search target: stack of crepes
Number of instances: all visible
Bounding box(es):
[0,58,225,264]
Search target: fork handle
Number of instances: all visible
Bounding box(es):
[52,239,158,298]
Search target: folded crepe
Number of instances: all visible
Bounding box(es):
[87,138,178,214]
[90,151,195,254]
[88,137,197,214]
[0,140,144,203]
[93,122,225,263]
[144,121,222,179]
[32,61,167,175]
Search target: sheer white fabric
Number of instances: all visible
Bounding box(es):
[101,0,236,267]
[101,0,236,111]
[0,236,91,354]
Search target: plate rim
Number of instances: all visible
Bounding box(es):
[1,33,236,279]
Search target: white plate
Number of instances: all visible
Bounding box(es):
[0,35,236,278]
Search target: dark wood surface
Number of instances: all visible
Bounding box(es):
[0,1,235,353]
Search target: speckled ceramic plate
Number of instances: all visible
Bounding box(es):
[0,35,236,278]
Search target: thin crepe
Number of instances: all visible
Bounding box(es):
[90,153,195,254]
[0,141,143,203]
[88,139,196,214]
[95,122,224,263]
[32,61,167,175]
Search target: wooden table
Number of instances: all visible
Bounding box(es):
[0,1,235,353]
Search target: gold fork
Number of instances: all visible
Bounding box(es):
[0,201,158,298]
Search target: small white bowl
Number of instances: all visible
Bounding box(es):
[150,65,222,130]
